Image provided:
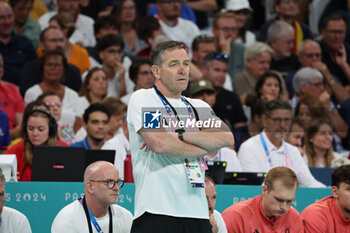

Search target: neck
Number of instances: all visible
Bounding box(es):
[265,131,283,148]
[336,199,350,219]
[279,16,295,25]
[89,92,103,104]
[86,135,104,149]
[155,83,181,99]
[247,69,260,79]
[102,65,116,81]
[158,14,176,26]
[0,33,11,44]
[41,81,62,90]
[271,52,285,62]
[121,23,133,32]
[313,147,328,159]
[14,22,24,33]
[85,196,109,218]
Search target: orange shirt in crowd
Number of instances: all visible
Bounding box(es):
[222,195,304,233]
[301,196,350,233]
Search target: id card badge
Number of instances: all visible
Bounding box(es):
[184,159,204,188]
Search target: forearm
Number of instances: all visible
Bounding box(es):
[327,110,348,138]
[324,70,349,104]
[340,63,350,82]
[185,0,217,11]
[183,128,234,152]
[141,131,209,158]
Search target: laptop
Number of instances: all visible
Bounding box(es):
[32,146,86,182]
[205,161,227,184]
[85,149,115,169]
[223,172,267,185]
[32,146,116,182]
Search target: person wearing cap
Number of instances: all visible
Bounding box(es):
[224,0,255,47]
[257,0,313,55]
[190,80,216,107]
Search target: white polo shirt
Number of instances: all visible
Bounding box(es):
[238,131,326,188]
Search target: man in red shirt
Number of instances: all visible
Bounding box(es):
[222,167,304,233]
[301,164,350,232]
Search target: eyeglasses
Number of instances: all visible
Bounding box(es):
[106,48,123,55]
[90,179,124,189]
[45,62,63,67]
[301,53,321,59]
[206,52,229,63]
[46,102,62,107]
[267,116,292,125]
[309,81,324,88]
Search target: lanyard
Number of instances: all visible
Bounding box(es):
[83,137,91,150]
[260,133,290,169]
[154,86,198,132]
[79,197,112,233]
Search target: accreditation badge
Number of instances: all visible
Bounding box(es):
[184,159,204,188]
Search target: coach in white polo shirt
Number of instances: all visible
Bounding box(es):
[238,99,325,187]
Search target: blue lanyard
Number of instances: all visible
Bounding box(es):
[87,208,103,232]
[154,88,195,132]
[260,133,290,169]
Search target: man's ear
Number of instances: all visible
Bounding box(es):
[332,185,339,198]
[98,51,104,61]
[151,65,161,80]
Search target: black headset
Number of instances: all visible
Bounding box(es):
[22,109,58,138]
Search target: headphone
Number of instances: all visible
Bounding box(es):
[22,109,58,138]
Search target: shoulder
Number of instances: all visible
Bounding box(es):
[240,134,260,149]
[64,87,79,98]
[223,197,257,218]
[2,206,28,219]
[185,97,211,108]
[78,14,94,24]
[302,196,332,215]
[55,200,82,217]
[111,204,133,218]
[129,88,155,103]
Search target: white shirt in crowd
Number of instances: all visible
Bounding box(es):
[205,147,243,172]
[214,209,227,233]
[238,130,326,187]
[0,206,32,233]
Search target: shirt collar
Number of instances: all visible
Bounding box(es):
[261,130,286,152]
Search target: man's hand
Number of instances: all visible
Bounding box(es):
[319,91,331,108]
[209,213,218,233]
[115,62,126,97]
[218,30,233,55]
[332,45,348,68]
[312,61,328,74]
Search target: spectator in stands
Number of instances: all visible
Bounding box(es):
[238,99,325,187]
[192,35,216,72]
[112,0,146,60]
[5,108,67,181]
[302,164,350,232]
[205,175,228,233]
[10,0,41,49]
[37,91,76,145]
[24,50,83,132]
[248,99,265,136]
[19,26,82,96]
[51,161,133,233]
[304,118,350,168]
[0,2,36,86]
[127,41,233,233]
[258,0,313,54]
[285,118,304,156]
[320,14,350,86]
[78,67,108,112]
[121,57,153,105]
[48,13,91,74]
[267,20,300,75]
[201,52,249,150]
[136,16,163,58]
[254,72,284,101]
[86,15,119,64]
[97,34,129,98]
[285,39,349,103]
[222,167,304,232]
[38,0,95,47]
[224,0,255,47]
[0,168,32,231]
[71,103,110,150]
[0,53,24,139]
[233,42,288,104]
[79,0,105,20]
[292,68,348,140]
[155,0,200,51]
[101,97,129,179]
[190,79,216,108]
[212,12,245,81]
[0,110,10,152]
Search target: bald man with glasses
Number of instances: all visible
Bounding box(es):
[51,161,133,233]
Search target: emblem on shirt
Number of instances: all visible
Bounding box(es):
[143,110,161,129]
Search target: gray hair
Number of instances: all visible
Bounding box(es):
[292,67,323,95]
[298,39,319,54]
[267,20,294,43]
[244,42,273,61]
[150,40,187,66]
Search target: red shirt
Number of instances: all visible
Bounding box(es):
[301,196,350,233]
[0,82,24,129]
[222,195,304,233]
[4,140,68,181]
